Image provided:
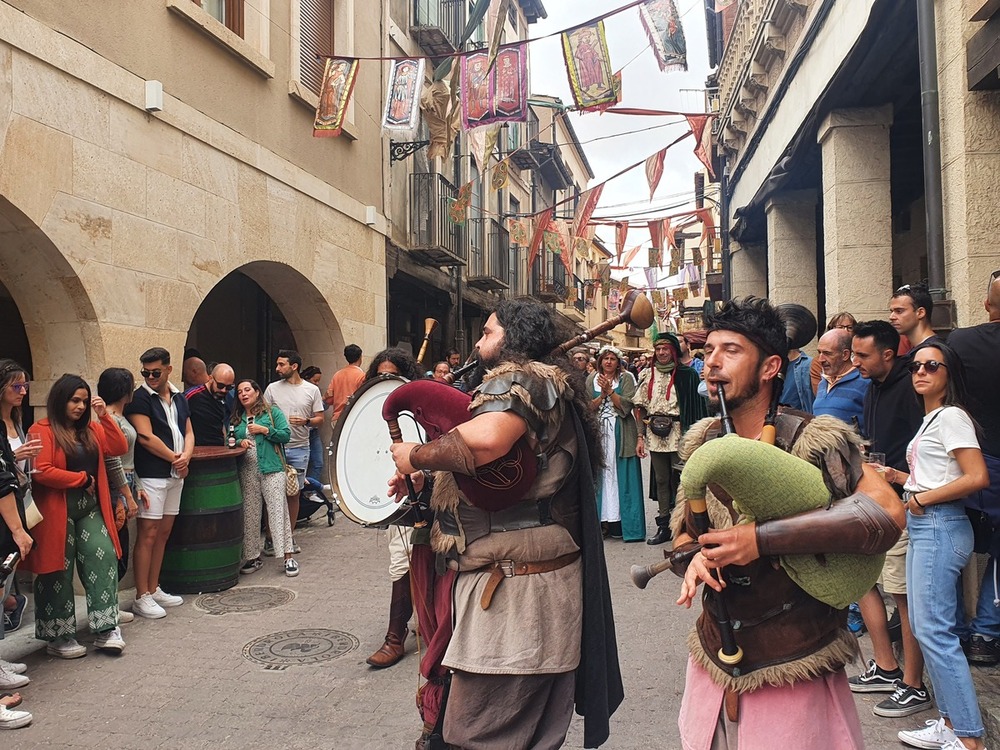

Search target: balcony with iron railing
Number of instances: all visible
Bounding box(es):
[411,0,466,58]
[467,217,510,292]
[529,249,568,303]
[409,173,467,266]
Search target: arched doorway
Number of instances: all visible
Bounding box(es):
[185,261,344,390]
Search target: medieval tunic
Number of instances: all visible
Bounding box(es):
[671,414,867,750]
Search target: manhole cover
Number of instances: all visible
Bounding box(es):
[194,586,295,615]
[242,628,359,670]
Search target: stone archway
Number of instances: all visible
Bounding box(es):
[184,260,345,388]
[0,197,105,398]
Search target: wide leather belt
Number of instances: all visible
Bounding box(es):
[477,551,581,610]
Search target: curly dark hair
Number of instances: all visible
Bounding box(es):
[471,298,603,475]
[708,297,789,366]
[365,348,421,382]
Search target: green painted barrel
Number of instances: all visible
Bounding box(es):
[160,450,245,594]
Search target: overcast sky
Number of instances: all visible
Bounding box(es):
[528,0,711,266]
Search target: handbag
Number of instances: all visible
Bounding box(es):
[261,403,299,495]
[15,466,43,530]
[648,414,675,438]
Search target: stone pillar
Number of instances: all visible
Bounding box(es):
[765,189,819,320]
[817,106,893,322]
[729,240,767,299]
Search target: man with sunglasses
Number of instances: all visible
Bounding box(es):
[184,363,236,447]
[948,271,1000,667]
[125,347,194,620]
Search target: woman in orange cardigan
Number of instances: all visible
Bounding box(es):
[23,375,127,658]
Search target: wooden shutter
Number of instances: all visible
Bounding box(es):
[225,0,244,37]
[300,0,333,95]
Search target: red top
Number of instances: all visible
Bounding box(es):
[22,413,128,575]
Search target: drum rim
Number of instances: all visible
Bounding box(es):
[329,373,417,527]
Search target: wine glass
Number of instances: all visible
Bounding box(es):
[25,431,43,474]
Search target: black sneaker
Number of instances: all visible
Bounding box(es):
[848,659,903,693]
[240,558,263,575]
[873,682,932,717]
[2,594,26,633]
[967,634,1000,666]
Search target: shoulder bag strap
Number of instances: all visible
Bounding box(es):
[261,402,289,467]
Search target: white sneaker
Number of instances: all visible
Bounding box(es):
[94,626,125,654]
[132,593,166,620]
[284,558,300,577]
[0,667,28,690]
[898,717,959,749]
[151,586,183,607]
[0,704,32,729]
[0,659,26,675]
[46,636,87,659]
[118,610,134,624]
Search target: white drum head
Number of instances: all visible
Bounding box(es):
[332,375,425,526]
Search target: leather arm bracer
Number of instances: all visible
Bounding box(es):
[408,430,476,476]
[755,491,902,558]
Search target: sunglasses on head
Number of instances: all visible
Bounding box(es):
[907,360,947,375]
[140,369,163,379]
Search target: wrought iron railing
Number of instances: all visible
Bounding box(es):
[409,173,466,263]
[467,217,510,286]
[412,0,466,54]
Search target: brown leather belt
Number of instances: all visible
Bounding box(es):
[478,551,581,610]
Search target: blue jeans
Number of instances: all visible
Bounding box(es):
[906,502,984,738]
[284,445,310,493]
[967,554,1000,639]
[306,428,324,484]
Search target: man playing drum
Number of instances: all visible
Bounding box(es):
[671,297,905,750]
[389,298,623,749]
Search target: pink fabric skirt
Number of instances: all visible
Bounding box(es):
[678,657,865,750]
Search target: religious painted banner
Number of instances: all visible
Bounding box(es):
[314,58,360,137]
[608,287,621,314]
[383,58,425,131]
[640,0,688,73]
[648,246,662,268]
[461,46,529,129]
[562,22,617,112]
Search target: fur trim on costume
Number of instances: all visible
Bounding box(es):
[670,418,730,539]
[686,626,860,693]
[790,414,863,462]
[429,471,466,555]
[469,361,571,440]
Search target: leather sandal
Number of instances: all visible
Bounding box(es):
[0,692,22,709]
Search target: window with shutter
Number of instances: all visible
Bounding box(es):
[300,0,334,95]
[192,0,244,37]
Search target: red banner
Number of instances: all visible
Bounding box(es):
[686,114,715,179]
[528,207,554,267]
[573,184,605,237]
[645,148,667,200]
[615,221,629,264]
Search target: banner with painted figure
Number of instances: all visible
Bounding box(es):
[383,58,425,131]
[461,46,529,129]
[640,0,688,73]
[314,58,360,137]
[562,22,617,112]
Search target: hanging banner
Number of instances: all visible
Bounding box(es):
[383,58,424,131]
[449,181,473,225]
[592,72,623,114]
[645,147,667,200]
[648,245,662,268]
[528,207,554,267]
[314,58,360,137]
[486,0,511,73]
[644,267,658,290]
[622,245,643,268]
[507,216,529,245]
[572,184,605,237]
[687,115,716,178]
[649,221,664,262]
[484,124,501,164]
[421,79,461,160]
[664,218,677,251]
[615,221,629,265]
[461,46,529,129]
[640,0,688,73]
[491,161,510,191]
[562,22,617,112]
[608,287,621,314]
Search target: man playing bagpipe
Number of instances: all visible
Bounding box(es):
[670,297,905,750]
[388,297,623,750]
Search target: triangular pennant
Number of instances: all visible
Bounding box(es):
[572,184,605,237]
[645,148,667,200]
[615,221,629,264]
[622,244,643,267]
[528,207,554,267]
[686,115,716,179]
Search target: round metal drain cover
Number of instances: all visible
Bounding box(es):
[194,586,295,615]
[243,628,359,669]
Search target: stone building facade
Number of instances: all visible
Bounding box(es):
[0,0,388,397]
[707,0,1000,328]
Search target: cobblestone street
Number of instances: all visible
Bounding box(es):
[5,462,991,748]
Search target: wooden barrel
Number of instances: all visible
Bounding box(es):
[160,446,246,594]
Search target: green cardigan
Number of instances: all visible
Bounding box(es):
[234,405,291,475]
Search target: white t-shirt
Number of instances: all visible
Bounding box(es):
[904,406,981,493]
[264,378,324,449]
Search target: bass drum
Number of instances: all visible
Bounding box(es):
[329,374,426,527]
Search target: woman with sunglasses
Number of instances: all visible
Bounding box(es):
[887,343,989,750]
[231,380,297,577]
[22,374,128,658]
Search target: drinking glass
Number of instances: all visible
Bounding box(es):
[25,431,43,474]
[866,451,886,476]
